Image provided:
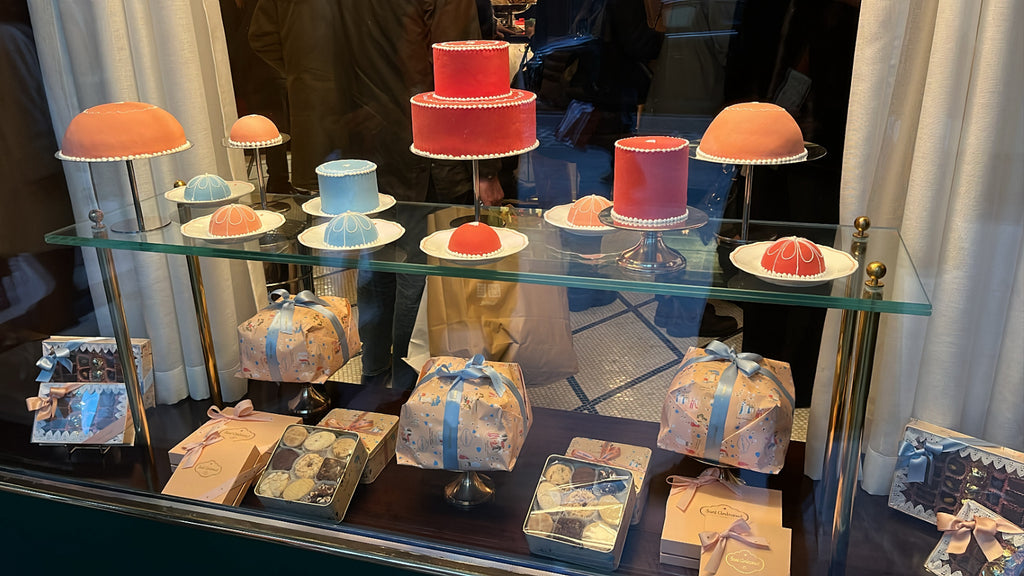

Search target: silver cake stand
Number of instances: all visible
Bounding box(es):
[598,206,708,274]
[223,133,291,212]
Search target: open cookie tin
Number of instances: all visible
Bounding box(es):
[523,455,637,570]
[254,424,367,522]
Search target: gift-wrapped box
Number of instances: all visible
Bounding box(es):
[889,419,1024,527]
[660,468,783,568]
[696,520,792,576]
[658,341,795,474]
[161,428,260,506]
[566,437,651,525]
[237,289,360,383]
[39,336,154,408]
[318,408,398,483]
[924,500,1024,576]
[168,400,302,470]
[396,354,532,471]
[27,382,135,445]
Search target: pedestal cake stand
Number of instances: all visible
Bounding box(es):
[597,206,709,274]
[222,133,291,212]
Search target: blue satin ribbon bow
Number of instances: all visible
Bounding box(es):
[264,289,349,381]
[417,354,530,470]
[897,438,967,484]
[676,340,794,462]
[36,344,77,382]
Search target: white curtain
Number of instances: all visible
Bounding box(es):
[28,0,263,404]
[806,0,1024,494]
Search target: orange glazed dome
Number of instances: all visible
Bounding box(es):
[208,204,262,237]
[759,237,826,278]
[567,195,613,227]
[697,102,806,164]
[59,102,189,161]
[447,222,502,257]
[228,114,282,147]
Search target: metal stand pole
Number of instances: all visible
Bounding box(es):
[472,158,481,222]
[740,165,754,241]
[827,261,886,576]
[126,160,147,232]
[254,146,268,210]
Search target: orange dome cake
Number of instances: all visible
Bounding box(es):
[566,195,613,227]
[759,237,826,278]
[697,102,806,164]
[447,222,502,257]
[228,114,282,147]
[59,102,189,161]
[209,204,262,237]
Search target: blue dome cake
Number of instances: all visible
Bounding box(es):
[323,212,379,248]
[184,174,232,201]
[316,159,379,214]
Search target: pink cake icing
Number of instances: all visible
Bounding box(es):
[209,204,262,237]
[759,237,826,278]
[566,195,613,227]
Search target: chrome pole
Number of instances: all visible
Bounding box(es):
[472,158,481,222]
[125,160,147,232]
[740,165,754,241]
[254,146,268,209]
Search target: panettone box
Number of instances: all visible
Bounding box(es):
[565,437,651,525]
[694,521,792,576]
[658,341,795,474]
[40,336,155,408]
[397,354,531,472]
[27,382,135,446]
[318,408,398,483]
[168,400,302,470]
[161,433,260,506]
[254,425,367,522]
[889,419,1024,528]
[523,455,637,571]
[923,500,1024,576]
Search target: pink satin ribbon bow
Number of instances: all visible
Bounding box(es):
[25,384,83,420]
[204,399,272,425]
[936,512,1023,561]
[698,518,770,575]
[667,468,742,512]
[570,441,622,466]
[179,430,223,469]
[322,412,380,435]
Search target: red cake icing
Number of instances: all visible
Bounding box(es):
[697,102,806,164]
[433,40,510,100]
[229,114,282,147]
[447,222,502,256]
[611,136,689,225]
[60,102,188,161]
[209,204,262,237]
[759,237,826,277]
[567,195,612,227]
[411,90,536,158]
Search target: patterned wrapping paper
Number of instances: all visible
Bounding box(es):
[565,437,652,525]
[318,408,399,483]
[890,419,1024,528]
[924,500,1024,576]
[396,355,532,472]
[39,336,155,408]
[237,290,360,383]
[657,342,795,474]
[27,382,135,445]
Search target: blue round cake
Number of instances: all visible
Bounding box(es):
[184,174,232,201]
[323,212,379,248]
[316,159,379,214]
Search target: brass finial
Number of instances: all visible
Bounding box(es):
[173,179,187,188]
[853,216,871,238]
[865,261,886,287]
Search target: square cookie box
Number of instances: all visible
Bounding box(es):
[924,500,1024,576]
[523,455,637,571]
[566,437,651,525]
[318,408,398,484]
[254,425,367,522]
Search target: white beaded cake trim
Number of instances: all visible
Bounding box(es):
[695,147,808,165]
[446,246,503,259]
[434,41,506,52]
[326,238,379,250]
[615,140,688,153]
[57,140,192,162]
[756,266,826,280]
[610,208,689,227]
[433,91,515,102]
[316,162,377,177]
[228,135,284,148]
[409,140,539,160]
[411,91,535,110]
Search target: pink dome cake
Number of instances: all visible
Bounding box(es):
[411,40,537,158]
[228,114,282,147]
[447,222,502,257]
[59,102,189,161]
[209,204,262,237]
[566,195,612,227]
[759,237,826,278]
[611,136,689,226]
[697,102,806,164]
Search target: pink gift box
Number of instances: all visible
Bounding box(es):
[168,400,301,469]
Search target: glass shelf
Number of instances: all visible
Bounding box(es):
[45,194,931,315]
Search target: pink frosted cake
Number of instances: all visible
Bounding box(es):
[209,205,262,237]
[759,237,826,278]
[611,136,689,226]
[566,195,613,227]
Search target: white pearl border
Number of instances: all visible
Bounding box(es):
[434,40,507,52]
[57,140,192,162]
[615,138,689,153]
[695,147,808,165]
[227,135,284,148]
[756,266,826,280]
[445,246,503,259]
[409,140,539,160]
[316,160,377,177]
[410,90,536,110]
[610,208,689,227]
[433,91,515,102]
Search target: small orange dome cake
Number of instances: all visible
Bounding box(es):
[60,101,188,160]
[760,237,826,278]
[447,222,502,257]
[228,114,282,147]
[697,102,806,164]
[566,195,613,227]
[209,204,262,237]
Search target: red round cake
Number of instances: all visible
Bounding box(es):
[759,237,826,278]
[60,102,189,161]
[697,102,806,164]
[433,40,510,100]
[229,114,282,147]
[611,136,689,226]
[447,222,502,257]
[567,195,612,227]
[209,204,262,237]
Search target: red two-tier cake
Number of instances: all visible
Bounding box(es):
[611,136,689,226]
